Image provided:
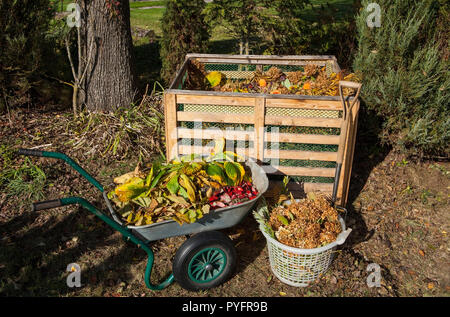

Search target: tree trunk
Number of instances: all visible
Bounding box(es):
[79,0,137,112]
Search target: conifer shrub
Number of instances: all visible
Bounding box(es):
[160,0,210,84]
[353,0,449,158]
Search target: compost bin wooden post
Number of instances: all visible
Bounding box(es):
[254,97,266,163]
[164,93,178,160]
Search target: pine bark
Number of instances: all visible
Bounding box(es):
[79,0,137,112]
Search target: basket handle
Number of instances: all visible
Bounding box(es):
[336,228,352,245]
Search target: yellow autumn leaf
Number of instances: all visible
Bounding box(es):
[179,174,196,203]
[114,177,146,202]
[231,161,245,183]
[206,71,222,87]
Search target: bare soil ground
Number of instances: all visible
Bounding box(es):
[0,106,448,297]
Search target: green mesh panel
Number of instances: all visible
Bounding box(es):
[178,104,341,119]
[265,142,338,152]
[178,103,254,114]
[266,108,342,119]
[266,125,340,135]
[204,63,306,73]
[178,121,254,131]
[277,159,337,168]
[200,64,310,82]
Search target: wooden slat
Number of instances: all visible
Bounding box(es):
[185,54,341,74]
[262,165,336,177]
[265,115,341,128]
[265,132,340,145]
[167,89,344,102]
[177,128,254,141]
[254,97,265,161]
[176,94,255,106]
[177,111,254,124]
[178,145,254,157]
[193,58,328,66]
[185,54,335,66]
[164,93,178,160]
[186,53,338,61]
[169,58,189,89]
[266,181,333,196]
[266,98,343,110]
[264,149,338,161]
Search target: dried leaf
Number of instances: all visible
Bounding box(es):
[202,204,210,214]
[166,194,189,207]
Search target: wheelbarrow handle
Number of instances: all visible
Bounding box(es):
[17,148,44,157]
[17,148,104,192]
[32,199,62,211]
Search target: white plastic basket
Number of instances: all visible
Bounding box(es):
[260,201,352,287]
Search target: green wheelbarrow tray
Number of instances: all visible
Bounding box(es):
[16,148,268,291]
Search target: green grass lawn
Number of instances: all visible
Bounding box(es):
[130,1,167,9]
[130,7,166,35]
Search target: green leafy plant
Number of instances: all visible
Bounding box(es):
[253,196,275,239]
[0,156,46,205]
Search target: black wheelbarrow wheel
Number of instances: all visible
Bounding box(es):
[172,230,237,291]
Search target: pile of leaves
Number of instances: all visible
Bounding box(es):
[186,62,359,96]
[107,140,258,226]
[254,187,343,249]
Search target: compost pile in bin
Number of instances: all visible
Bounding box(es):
[107,140,258,226]
[254,189,343,249]
[185,60,359,96]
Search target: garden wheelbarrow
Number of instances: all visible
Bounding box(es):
[17,149,269,291]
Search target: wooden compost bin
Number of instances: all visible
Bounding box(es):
[163,54,360,207]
